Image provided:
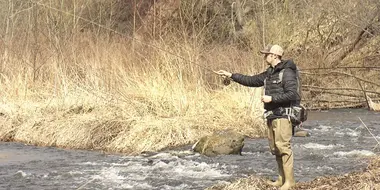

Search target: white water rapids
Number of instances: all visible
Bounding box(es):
[0,109,379,189]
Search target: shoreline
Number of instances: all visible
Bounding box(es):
[207,155,380,190]
[0,97,265,155]
[1,105,375,155]
[1,109,379,189]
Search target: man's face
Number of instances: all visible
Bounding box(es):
[264,53,274,64]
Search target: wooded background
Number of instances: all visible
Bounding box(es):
[0,0,379,110]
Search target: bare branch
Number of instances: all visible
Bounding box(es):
[358,117,380,151]
[301,71,380,87]
[332,13,380,67]
[302,85,380,95]
[301,66,380,71]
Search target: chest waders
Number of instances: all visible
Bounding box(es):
[264,67,297,190]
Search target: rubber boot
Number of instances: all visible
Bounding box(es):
[266,156,284,187]
[280,166,295,190]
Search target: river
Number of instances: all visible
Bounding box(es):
[0,109,379,189]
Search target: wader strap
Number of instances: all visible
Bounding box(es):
[263,107,296,119]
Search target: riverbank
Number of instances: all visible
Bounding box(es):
[1,107,379,189]
[207,156,380,190]
[1,0,379,156]
[0,86,265,155]
[0,1,379,189]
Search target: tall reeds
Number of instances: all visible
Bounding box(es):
[0,3,265,153]
[0,0,379,153]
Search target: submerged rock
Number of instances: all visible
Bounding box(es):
[192,131,244,157]
[294,128,311,137]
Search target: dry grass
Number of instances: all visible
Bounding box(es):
[0,3,378,190]
[0,0,379,155]
[207,176,274,190]
[293,156,380,190]
[0,35,266,154]
[207,156,380,190]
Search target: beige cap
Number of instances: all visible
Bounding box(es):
[260,44,284,56]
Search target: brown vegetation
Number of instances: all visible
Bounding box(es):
[207,156,380,190]
[0,0,268,155]
[0,0,379,153]
[0,0,379,189]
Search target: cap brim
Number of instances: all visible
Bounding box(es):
[260,50,270,54]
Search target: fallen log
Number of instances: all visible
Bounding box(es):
[367,96,380,111]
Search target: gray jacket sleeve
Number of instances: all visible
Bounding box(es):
[231,71,267,87]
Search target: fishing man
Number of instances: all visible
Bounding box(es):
[215,44,300,190]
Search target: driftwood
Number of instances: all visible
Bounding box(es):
[302,89,380,110]
[301,66,380,71]
[296,13,380,110]
[300,55,380,70]
[303,99,373,103]
[355,76,371,110]
[299,68,380,110]
[301,71,380,87]
[310,104,363,110]
[303,89,367,98]
[302,98,380,103]
[367,96,380,111]
[302,85,380,96]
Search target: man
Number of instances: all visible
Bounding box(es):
[215,44,299,190]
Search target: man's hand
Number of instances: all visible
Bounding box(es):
[262,95,272,103]
[214,70,232,78]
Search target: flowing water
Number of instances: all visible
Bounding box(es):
[1,109,379,190]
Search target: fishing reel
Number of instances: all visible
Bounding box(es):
[212,70,232,86]
[222,77,231,86]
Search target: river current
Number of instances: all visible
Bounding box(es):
[0,109,379,189]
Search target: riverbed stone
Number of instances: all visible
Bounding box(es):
[192,131,244,157]
[294,129,311,137]
[0,153,9,159]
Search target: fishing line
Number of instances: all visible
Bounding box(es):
[32,0,217,74]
